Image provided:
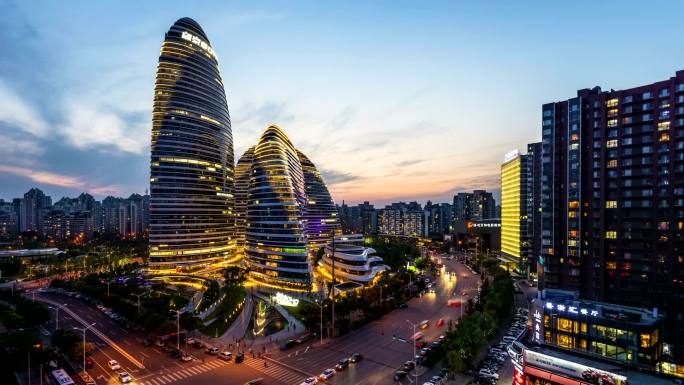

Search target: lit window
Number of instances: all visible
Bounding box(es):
[607,160,618,168]
[606,139,618,148]
[658,121,671,131]
[606,201,617,208]
[606,98,619,107]
[660,133,670,142]
[607,119,618,127]
[606,261,617,269]
[606,231,617,239]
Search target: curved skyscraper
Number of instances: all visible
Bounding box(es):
[297,150,341,251]
[234,146,254,257]
[244,125,310,290]
[149,18,235,272]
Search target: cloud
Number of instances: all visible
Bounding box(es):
[0,164,122,195]
[58,100,148,154]
[396,159,426,167]
[321,169,362,185]
[0,79,48,137]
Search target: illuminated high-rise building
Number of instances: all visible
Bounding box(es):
[149,18,235,272]
[500,150,534,274]
[244,125,310,290]
[234,146,254,257]
[297,150,341,252]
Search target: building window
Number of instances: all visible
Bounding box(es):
[606,231,617,239]
[608,119,618,127]
[607,139,618,148]
[658,121,671,131]
[557,334,575,349]
[606,201,618,209]
[607,98,619,107]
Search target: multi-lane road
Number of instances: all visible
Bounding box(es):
[269,254,481,385]
[36,254,481,385]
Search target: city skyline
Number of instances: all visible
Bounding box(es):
[2,1,684,206]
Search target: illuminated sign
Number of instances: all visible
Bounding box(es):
[467,221,501,229]
[545,301,599,317]
[181,31,217,59]
[504,149,520,163]
[513,363,525,385]
[273,292,299,307]
[533,308,543,343]
[524,350,628,385]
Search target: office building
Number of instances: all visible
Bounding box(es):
[298,150,341,252]
[527,141,543,277]
[425,201,453,237]
[149,18,235,271]
[234,146,254,257]
[501,149,534,275]
[320,234,388,284]
[539,70,684,373]
[338,201,378,235]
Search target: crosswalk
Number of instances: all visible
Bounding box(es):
[243,357,308,385]
[135,357,307,385]
[138,360,224,385]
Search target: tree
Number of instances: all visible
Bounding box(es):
[179,312,201,334]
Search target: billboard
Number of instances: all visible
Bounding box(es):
[524,350,628,385]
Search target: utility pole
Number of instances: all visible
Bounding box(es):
[406,320,417,385]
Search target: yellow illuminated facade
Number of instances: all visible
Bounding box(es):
[501,156,522,261]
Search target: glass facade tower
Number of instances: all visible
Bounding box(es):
[149,18,235,272]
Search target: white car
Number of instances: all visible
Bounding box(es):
[318,369,335,380]
[301,377,318,385]
[108,360,120,370]
[118,371,132,383]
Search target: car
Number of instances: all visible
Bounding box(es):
[398,302,408,309]
[420,347,431,356]
[318,369,335,380]
[350,353,363,363]
[431,375,444,385]
[186,338,196,345]
[438,335,446,342]
[155,339,165,347]
[192,340,204,349]
[108,360,121,371]
[180,354,192,362]
[206,347,220,355]
[419,320,430,329]
[84,357,95,369]
[403,361,415,371]
[244,379,263,385]
[393,370,407,381]
[218,351,232,361]
[280,339,296,351]
[162,345,174,353]
[142,337,153,346]
[335,358,349,371]
[301,377,318,385]
[235,352,244,363]
[436,318,444,327]
[118,371,132,384]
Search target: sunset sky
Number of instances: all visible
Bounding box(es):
[2,1,684,206]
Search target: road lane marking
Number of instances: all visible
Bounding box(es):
[141,352,150,358]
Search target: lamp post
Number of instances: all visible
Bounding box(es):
[133,293,143,314]
[173,309,181,350]
[314,297,324,346]
[330,234,336,338]
[406,319,418,385]
[73,323,96,375]
[55,304,67,329]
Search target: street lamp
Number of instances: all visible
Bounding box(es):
[406,320,418,385]
[173,309,182,350]
[313,297,324,346]
[54,304,67,329]
[73,323,96,375]
[133,293,143,314]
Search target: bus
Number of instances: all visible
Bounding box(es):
[51,369,75,385]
